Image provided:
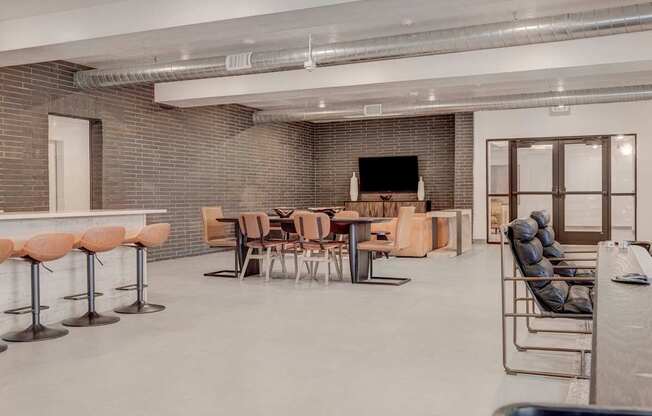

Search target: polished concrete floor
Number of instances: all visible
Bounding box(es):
[0,244,589,415]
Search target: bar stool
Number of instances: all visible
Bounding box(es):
[3,233,75,342]
[62,226,125,327]
[0,239,13,352]
[114,223,170,314]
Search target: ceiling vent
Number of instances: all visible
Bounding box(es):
[364,104,383,117]
[225,52,252,71]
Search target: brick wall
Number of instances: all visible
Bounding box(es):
[313,115,458,209]
[0,61,315,260]
[454,113,474,209]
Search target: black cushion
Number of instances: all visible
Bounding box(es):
[537,226,556,247]
[511,218,539,242]
[530,210,551,228]
[535,281,569,312]
[542,241,564,259]
[564,285,593,313]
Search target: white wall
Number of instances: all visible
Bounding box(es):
[473,101,652,241]
[48,115,91,212]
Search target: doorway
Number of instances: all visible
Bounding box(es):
[486,135,636,245]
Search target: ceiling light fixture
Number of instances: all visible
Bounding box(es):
[409,91,419,97]
[401,18,414,27]
[243,38,256,45]
[619,143,633,156]
[428,91,436,101]
[318,99,326,108]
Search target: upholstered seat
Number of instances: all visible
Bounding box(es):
[245,239,288,249]
[123,223,170,247]
[238,212,291,281]
[509,218,592,314]
[75,226,126,253]
[0,239,14,264]
[293,212,344,283]
[11,233,75,262]
[357,239,394,252]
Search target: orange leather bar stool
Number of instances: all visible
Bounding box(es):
[0,239,13,352]
[114,223,170,314]
[63,226,125,327]
[3,233,75,342]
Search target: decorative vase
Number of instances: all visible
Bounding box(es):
[350,172,359,201]
[417,176,425,201]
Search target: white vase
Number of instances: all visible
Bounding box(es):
[417,176,425,201]
[350,172,359,201]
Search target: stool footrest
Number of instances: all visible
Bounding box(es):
[4,305,49,315]
[63,292,104,301]
[115,283,148,291]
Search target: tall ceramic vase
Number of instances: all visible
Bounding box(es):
[417,176,425,201]
[350,172,359,201]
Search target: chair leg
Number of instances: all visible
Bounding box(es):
[326,252,331,285]
[354,250,411,286]
[265,247,272,282]
[239,247,253,280]
[279,246,287,275]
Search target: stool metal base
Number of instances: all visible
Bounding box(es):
[62,312,120,327]
[114,301,165,314]
[0,343,7,353]
[2,324,69,342]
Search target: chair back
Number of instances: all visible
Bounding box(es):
[394,206,415,250]
[202,206,227,242]
[293,212,331,241]
[79,226,126,253]
[23,233,75,262]
[137,223,171,247]
[0,239,13,263]
[239,212,270,239]
[530,210,576,277]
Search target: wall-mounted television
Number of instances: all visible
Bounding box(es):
[358,156,419,193]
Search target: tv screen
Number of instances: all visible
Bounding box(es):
[358,156,419,193]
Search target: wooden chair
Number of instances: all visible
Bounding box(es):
[356,206,414,285]
[293,212,345,284]
[238,212,290,281]
[201,206,239,278]
[0,239,13,352]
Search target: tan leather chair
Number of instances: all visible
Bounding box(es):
[3,233,75,342]
[0,239,12,352]
[63,226,125,327]
[115,223,170,314]
[293,212,345,284]
[367,215,449,257]
[356,206,414,285]
[238,212,291,281]
[201,207,239,278]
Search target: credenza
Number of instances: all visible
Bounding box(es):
[344,200,431,217]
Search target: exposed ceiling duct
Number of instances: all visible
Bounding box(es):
[74,3,652,89]
[251,84,652,123]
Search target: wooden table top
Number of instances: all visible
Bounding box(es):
[219,216,391,224]
[590,243,652,407]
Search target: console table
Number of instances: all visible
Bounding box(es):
[344,200,431,217]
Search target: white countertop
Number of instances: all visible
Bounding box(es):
[0,209,166,221]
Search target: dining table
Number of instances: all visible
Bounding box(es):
[218,216,391,283]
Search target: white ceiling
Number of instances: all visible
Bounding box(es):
[67,0,644,69]
[0,0,121,21]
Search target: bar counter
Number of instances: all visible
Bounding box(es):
[0,209,165,334]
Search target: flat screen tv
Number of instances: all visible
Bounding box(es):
[358,156,419,193]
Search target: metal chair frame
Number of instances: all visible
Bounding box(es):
[500,225,594,380]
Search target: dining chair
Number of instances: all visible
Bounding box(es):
[293,212,345,284]
[201,206,239,278]
[356,206,415,285]
[238,212,290,281]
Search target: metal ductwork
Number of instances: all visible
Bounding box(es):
[75,3,652,89]
[251,85,652,124]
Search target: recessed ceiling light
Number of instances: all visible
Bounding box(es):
[318,99,326,108]
[428,91,436,101]
[401,18,414,26]
[409,91,419,97]
[243,38,256,45]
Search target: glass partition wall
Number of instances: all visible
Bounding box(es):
[486,135,637,244]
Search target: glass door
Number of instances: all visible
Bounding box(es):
[510,140,555,230]
[557,137,609,244]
